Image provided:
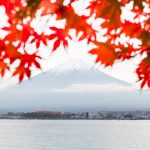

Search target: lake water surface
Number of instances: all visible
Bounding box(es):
[0,120,149,150]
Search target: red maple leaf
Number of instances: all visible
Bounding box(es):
[0,61,9,77]
[49,27,71,51]
[13,52,41,81]
[13,66,31,82]
[136,56,150,88]
[89,42,118,66]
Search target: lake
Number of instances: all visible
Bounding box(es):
[0,120,149,150]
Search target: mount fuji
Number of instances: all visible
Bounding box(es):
[0,59,150,112]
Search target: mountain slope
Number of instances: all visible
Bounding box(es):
[12,59,130,90]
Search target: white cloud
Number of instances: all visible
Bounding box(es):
[48,83,131,93]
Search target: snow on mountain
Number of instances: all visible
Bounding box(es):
[11,59,130,90]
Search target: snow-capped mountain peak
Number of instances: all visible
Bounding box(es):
[50,59,92,74]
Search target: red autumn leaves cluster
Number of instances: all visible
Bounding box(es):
[0,0,149,88]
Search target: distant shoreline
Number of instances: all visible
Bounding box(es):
[1,118,150,121]
[1,111,150,120]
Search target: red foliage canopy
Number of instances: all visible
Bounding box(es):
[0,0,149,88]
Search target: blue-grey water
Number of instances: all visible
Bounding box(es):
[0,120,150,150]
